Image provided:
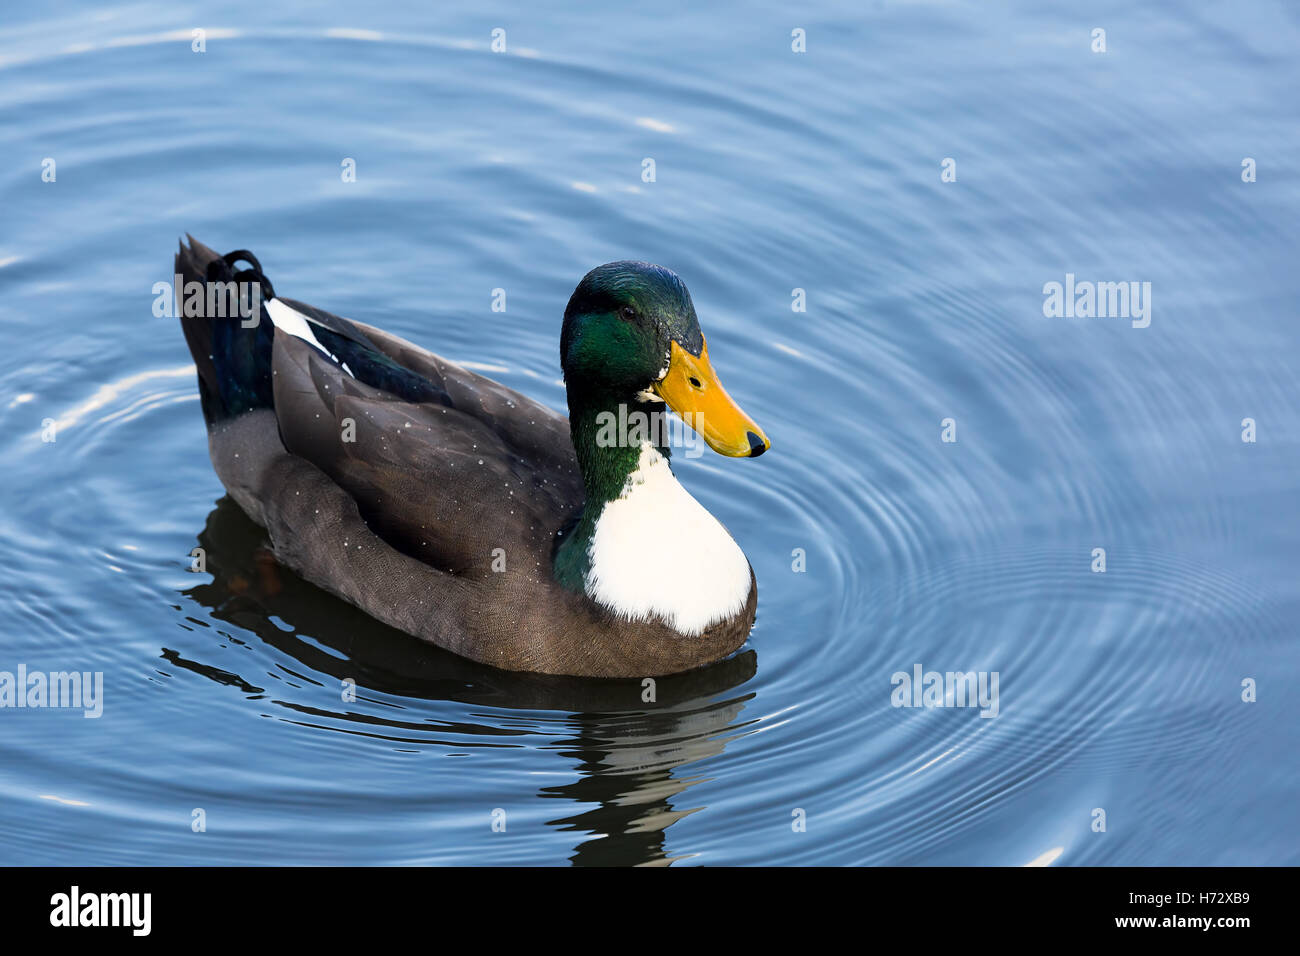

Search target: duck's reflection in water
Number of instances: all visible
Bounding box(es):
[540,693,749,865]
[177,496,757,866]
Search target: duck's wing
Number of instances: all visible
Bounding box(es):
[265,298,584,578]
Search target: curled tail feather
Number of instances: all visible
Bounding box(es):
[174,235,277,425]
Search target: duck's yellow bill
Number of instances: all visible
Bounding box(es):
[652,339,770,458]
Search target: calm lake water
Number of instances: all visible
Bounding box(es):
[1,1,1297,866]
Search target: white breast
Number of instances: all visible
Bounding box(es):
[584,444,752,636]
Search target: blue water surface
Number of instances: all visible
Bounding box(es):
[0,0,1297,865]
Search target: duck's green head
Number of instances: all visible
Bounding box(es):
[560,261,770,458]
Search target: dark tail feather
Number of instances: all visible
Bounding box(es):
[175,235,277,425]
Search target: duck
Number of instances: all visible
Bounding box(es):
[174,236,770,678]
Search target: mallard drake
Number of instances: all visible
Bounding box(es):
[175,236,770,677]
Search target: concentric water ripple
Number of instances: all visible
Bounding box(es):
[0,0,1296,866]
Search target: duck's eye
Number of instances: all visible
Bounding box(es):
[620,306,637,320]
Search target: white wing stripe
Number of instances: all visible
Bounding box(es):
[264,298,353,377]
